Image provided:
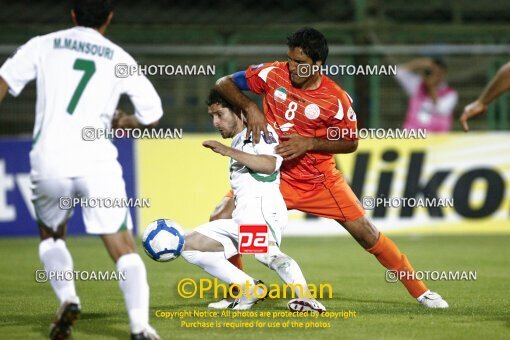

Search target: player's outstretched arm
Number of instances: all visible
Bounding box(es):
[215,75,269,143]
[203,140,277,174]
[309,137,358,154]
[460,61,510,132]
[0,77,8,104]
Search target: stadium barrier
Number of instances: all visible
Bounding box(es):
[0,138,137,236]
[138,133,510,236]
[1,134,508,236]
[2,43,510,136]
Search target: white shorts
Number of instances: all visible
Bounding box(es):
[31,175,133,234]
[195,195,287,258]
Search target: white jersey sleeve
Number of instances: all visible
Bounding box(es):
[118,53,163,125]
[0,37,41,96]
[229,125,287,228]
[252,127,283,171]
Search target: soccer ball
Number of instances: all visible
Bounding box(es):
[142,219,185,262]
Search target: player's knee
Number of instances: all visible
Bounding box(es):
[183,233,200,251]
[209,211,224,221]
[116,231,137,251]
[209,209,232,221]
[38,222,65,240]
[343,217,379,249]
[184,231,224,253]
[101,231,137,262]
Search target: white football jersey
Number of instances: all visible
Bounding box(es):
[229,125,283,200]
[0,26,163,180]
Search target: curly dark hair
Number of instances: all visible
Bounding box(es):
[286,27,329,64]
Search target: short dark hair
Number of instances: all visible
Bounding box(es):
[286,27,329,64]
[207,89,234,111]
[72,0,114,28]
[432,57,447,70]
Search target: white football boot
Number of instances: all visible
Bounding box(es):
[208,298,235,310]
[287,298,326,313]
[208,283,239,309]
[131,324,161,340]
[417,290,449,308]
[228,280,267,310]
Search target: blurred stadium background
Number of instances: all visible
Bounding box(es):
[2,0,510,134]
[1,2,510,339]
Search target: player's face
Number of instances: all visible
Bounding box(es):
[208,103,241,138]
[287,47,321,87]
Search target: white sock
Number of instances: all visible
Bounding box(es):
[255,246,310,298]
[182,250,253,285]
[39,238,78,305]
[116,253,149,334]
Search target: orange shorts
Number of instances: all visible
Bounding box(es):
[280,175,364,222]
[226,174,364,222]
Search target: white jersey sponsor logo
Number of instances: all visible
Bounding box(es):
[304,103,320,120]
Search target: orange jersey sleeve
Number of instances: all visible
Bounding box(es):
[245,62,286,95]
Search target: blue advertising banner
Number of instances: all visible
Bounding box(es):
[0,138,136,236]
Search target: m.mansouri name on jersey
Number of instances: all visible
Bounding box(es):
[54,38,114,59]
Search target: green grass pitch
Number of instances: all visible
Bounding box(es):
[0,234,509,339]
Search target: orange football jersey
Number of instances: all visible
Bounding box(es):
[245,62,358,188]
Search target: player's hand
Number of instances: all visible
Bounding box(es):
[460,100,487,132]
[245,104,269,144]
[203,140,231,157]
[111,109,128,129]
[275,134,313,161]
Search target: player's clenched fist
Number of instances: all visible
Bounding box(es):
[245,103,269,144]
[276,134,313,161]
[460,100,487,132]
[203,140,231,156]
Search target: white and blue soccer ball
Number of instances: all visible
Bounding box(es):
[142,219,185,262]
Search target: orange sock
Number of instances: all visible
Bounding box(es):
[228,254,244,271]
[367,233,428,299]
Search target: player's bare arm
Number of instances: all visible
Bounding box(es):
[215,75,269,143]
[461,61,510,132]
[203,140,277,174]
[0,76,8,104]
[275,134,358,161]
[112,109,159,129]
